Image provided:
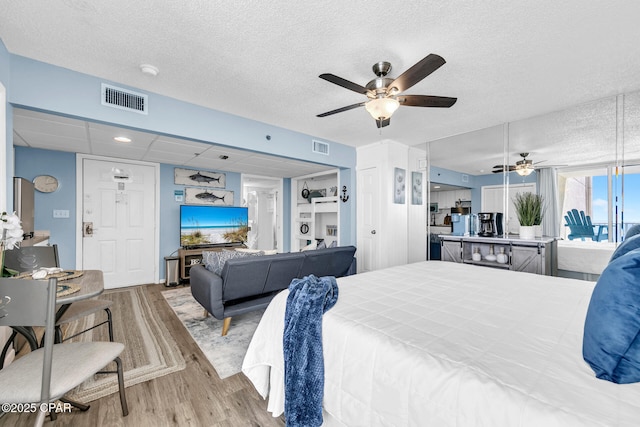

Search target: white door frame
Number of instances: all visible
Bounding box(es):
[75,154,160,284]
[0,82,6,212]
[241,174,284,253]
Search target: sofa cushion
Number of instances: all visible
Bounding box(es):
[222,252,305,301]
[299,246,356,278]
[583,247,640,383]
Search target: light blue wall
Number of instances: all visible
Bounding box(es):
[14,147,76,268]
[9,54,355,168]
[5,49,357,281]
[15,146,244,274]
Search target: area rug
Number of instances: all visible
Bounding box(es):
[65,286,186,402]
[162,286,264,379]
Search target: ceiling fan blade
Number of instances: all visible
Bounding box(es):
[398,95,457,108]
[492,165,516,172]
[375,118,391,128]
[388,54,446,94]
[317,102,365,117]
[319,73,369,94]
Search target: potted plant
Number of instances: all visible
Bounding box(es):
[512,192,544,239]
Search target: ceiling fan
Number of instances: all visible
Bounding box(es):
[492,153,541,176]
[316,54,457,128]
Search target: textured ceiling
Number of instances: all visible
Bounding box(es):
[2,1,640,175]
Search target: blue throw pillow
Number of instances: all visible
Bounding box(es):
[583,247,640,383]
[626,224,640,239]
[610,233,640,262]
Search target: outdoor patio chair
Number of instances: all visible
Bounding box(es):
[564,209,608,242]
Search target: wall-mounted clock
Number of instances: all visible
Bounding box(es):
[33,175,59,193]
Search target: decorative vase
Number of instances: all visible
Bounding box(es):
[519,225,536,240]
[472,247,481,261]
[484,244,497,262]
[496,247,508,264]
[534,224,543,238]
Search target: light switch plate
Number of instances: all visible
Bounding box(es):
[53,209,69,218]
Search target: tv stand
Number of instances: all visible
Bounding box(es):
[178,243,245,281]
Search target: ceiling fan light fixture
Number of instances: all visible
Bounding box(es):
[515,164,534,176]
[365,97,400,120]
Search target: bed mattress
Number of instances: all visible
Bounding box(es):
[242,261,640,426]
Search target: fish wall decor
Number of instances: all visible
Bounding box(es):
[174,167,226,188]
[185,187,234,205]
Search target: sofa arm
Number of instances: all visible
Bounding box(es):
[189,265,225,319]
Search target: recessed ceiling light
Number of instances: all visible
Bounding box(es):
[114,136,132,143]
[434,185,441,189]
[139,64,159,76]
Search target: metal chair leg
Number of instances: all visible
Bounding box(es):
[105,307,114,342]
[114,356,129,416]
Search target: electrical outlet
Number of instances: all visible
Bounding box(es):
[53,209,69,218]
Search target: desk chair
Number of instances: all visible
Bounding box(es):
[0,277,128,426]
[3,245,114,341]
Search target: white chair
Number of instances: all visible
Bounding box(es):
[0,277,128,426]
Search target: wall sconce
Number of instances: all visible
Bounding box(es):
[341,186,349,202]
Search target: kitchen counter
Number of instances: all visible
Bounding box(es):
[429,225,452,235]
[439,234,558,275]
[440,235,556,244]
[20,232,50,247]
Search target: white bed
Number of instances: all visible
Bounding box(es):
[557,239,617,276]
[242,261,640,426]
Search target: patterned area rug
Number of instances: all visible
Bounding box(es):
[65,286,186,402]
[162,286,264,379]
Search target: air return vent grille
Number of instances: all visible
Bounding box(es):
[101,83,148,114]
[312,140,330,155]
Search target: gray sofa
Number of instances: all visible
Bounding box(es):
[190,245,357,335]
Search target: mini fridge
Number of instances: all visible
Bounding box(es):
[13,177,35,242]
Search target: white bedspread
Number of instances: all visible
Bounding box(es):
[242,261,640,426]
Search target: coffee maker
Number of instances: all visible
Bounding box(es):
[477,212,504,237]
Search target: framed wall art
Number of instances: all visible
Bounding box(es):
[393,167,406,204]
[185,187,234,205]
[175,167,225,188]
[412,171,423,205]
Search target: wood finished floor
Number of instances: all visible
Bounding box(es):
[0,283,286,427]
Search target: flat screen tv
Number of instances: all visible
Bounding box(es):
[180,205,249,248]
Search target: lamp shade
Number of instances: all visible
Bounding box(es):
[365,97,400,120]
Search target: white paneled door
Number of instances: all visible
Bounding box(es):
[81,158,156,288]
[357,167,380,272]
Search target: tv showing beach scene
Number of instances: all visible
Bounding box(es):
[180,205,249,247]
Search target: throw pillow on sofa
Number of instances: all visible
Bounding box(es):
[203,250,264,276]
[583,247,640,383]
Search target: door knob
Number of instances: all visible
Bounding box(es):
[371,230,377,234]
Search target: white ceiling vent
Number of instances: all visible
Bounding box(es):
[101,83,148,114]
[312,140,330,155]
